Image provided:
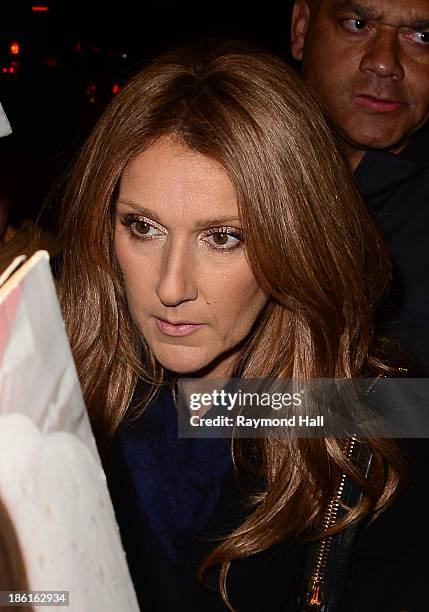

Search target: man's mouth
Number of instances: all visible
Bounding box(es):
[353,95,405,113]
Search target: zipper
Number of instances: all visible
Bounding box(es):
[301,437,357,611]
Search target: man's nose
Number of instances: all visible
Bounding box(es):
[155,239,198,307]
[359,28,404,81]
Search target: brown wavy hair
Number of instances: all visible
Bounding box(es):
[57,40,405,607]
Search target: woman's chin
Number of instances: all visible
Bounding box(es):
[153,351,233,379]
[148,339,241,379]
[152,349,213,378]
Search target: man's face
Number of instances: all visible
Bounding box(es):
[291,0,429,164]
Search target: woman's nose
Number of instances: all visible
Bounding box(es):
[155,239,198,307]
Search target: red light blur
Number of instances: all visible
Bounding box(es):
[8,67,15,74]
[10,42,20,55]
[112,84,120,94]
[32,5,49,11]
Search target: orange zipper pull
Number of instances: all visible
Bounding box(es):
[302,577,324,611]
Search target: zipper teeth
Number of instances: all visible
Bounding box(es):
[306,437,357,590]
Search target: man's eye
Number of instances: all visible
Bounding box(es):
[341,18,368,33]
[405,30,429,45]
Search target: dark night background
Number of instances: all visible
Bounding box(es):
[0,1,294,229]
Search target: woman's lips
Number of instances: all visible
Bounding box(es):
[154,317,204,337]
[354,95,405,113]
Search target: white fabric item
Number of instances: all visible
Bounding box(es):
[0,252,98,456]
[0,102,12,137]
[0,252,139,611]
[0,414,139,612]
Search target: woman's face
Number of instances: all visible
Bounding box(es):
[114,136,268,378]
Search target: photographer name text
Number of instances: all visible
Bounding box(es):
[189,415,324,428]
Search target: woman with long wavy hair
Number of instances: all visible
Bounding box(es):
[56,40,422,611]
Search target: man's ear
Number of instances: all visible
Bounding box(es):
[291,0,312,61]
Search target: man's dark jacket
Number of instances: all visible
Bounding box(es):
[355,123,429,370]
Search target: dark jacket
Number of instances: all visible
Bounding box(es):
[355,123,429,370]
[106,385,429,612]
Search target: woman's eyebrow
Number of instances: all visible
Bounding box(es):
[117,200,240,228]
[116,199,162,224]
[195,216,241,228]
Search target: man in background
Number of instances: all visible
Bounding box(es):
[290,0,429,368]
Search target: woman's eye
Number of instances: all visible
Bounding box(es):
[203,228,243,251]
[341,18,368,33]
[133,220,158,237]
[120,214,164,240]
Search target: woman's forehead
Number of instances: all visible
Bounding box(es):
[119,137,239,226]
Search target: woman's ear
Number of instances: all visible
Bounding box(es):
[290,0,312,61]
